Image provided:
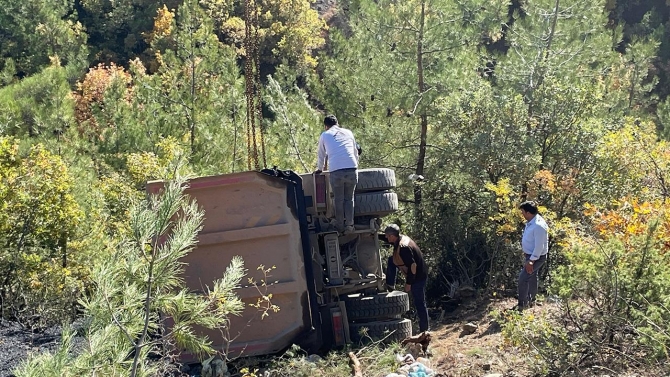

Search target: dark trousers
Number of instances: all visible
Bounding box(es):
[386,257,430,332]
[518,254,547,307]
[328,168,358,230]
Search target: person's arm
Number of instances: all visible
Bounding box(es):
[316,134,327,171]
[353,137,360,164]
[399,247,417,285]
[529,225,547,261]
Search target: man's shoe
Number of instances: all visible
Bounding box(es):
[344,225,355,234]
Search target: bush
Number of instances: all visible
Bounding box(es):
[0,65,76,140]
[15,176,246,376]
[0,137,85,328]
[498,199,670,375]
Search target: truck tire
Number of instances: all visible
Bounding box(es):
[356,168,396,192]
[349,318,412,344]
[354,191,398,217]
[344,291,410,321]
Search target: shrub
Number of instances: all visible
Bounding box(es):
[0,137,85,328]
[15,176,246,376]
[498,198,670,375]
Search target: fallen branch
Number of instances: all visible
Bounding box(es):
[348,351,363,377]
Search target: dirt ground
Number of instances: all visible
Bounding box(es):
[0,319,65,377]
[425,296,530,377]
[0,297,522,377]
[0,297,524,377]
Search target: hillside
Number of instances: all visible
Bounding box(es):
[3,0,670,375]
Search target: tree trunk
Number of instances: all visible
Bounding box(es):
[415,0,427,228]
[189,20,196,157]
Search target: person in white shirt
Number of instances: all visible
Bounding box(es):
[315,115,359,234]
[517,200,549,310]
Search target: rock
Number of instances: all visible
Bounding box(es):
[201,357,228,377]
[396,353,415,364]
[462,322,478,335]
[483,374,503,377]
[416,357,431,368]
[482,362,491,371]
[179,364,191,373]
[307,354,323,363]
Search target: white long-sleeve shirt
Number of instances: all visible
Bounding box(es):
[521,214,548,261]
[316,125,359,172]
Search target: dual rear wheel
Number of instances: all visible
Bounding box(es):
[343,290,412,344]
[347,169,410,343]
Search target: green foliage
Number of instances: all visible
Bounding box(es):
[607,1,670,102]
[255,0,327,69]
[0,0,88,79]
[15,177,247,376]
[494,309,570,376]
[318,0,509,172]
[589,118,670,204]
[115,2,250,174]
[263,72,321,172]
[0,136,81,259]
[316,0,511,240]
[498,199,670,374]
[77,0,181,66]
[4,0,670,373]
[0,137,85,327]
[125,136,194,186]
[0,64,76,140]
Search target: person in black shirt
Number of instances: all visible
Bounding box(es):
[384,224,429,333]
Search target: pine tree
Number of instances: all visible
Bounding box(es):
[0,0,88,79]
[14,175,246,377]
[139,1,247,173]
[316,0,509,228]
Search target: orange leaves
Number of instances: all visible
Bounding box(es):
[585,198,670,253]
[73,63,132,140]
[532,169,557,194]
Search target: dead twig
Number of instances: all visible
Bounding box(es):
[348,351,363,377]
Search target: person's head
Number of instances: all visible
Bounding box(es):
[384,224,401,243]
[324,114,338,129]
[519,201,539,221]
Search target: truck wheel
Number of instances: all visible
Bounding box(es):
[344,291,410,321]
[349,318,412,344]
[354,191,398,217]
[356,168,396,192]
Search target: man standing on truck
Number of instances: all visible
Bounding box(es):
[384,224,429,333]
[315,114,359,234]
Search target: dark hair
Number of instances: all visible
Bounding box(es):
[324,114,338,127]
[519,201,539,215]
[384,224,400,236]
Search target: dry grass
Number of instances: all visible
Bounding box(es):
[232,295,667,377]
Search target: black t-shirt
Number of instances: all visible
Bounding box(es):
[394,235,427,284]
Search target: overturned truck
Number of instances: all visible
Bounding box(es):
[148,167,410,361]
